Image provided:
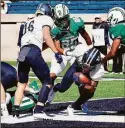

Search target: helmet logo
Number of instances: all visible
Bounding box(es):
[58,10,62,16]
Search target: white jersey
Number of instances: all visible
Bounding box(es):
[21,15,54,50]
[90,63,104,81]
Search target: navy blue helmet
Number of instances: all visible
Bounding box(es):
[36,3,53,17]
[76,48,101,71]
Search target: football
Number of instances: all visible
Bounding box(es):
[74,72,91,84]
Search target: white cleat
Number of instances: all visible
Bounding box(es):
[33,111,52,120]
[1,105,9,116]
[46,88,56,105]
[67,105,75,116]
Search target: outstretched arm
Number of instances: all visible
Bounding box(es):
[79,28,92,46]
[102,38,120,63]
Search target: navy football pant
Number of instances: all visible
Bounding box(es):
[18,45,51,85]
[54,62,81,92]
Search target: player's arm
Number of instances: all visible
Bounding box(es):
[54,40,64,55]
[79,28,92,46]
[43,26,63,63]
[43,26,58,53]
[102,38,121,63]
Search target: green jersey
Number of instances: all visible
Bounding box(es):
[109,23,125,45]
[51,17,85,51]
[8,81,39,113]
[11,93,38,113]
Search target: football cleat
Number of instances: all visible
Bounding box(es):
[67,105,75,116]
[33,111,52,120]
[1,104,9,116]
[12,105,20,118]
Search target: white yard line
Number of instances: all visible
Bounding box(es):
[29,76,125,81]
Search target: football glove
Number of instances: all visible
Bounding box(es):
[55,52,63,64]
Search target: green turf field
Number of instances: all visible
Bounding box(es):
[6,61,125,102]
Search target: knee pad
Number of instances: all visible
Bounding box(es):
[38,84,51,103]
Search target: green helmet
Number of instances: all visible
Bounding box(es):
[54,4,70,28]
[107,7,125,27]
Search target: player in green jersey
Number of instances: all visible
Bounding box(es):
[102,7,125,63]
[8,81,39,115]
[47,4,92,104]
[50,4,92,84]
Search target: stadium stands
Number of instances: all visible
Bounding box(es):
[7,0,125,14]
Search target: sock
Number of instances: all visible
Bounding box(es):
[38,85,51,103]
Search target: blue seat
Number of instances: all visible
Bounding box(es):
[7,0,125,14]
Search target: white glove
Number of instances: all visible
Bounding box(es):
[63,49,74,56]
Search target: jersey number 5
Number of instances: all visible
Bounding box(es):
[24,20,34,34]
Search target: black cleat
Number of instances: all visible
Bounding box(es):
[12,105,20,118]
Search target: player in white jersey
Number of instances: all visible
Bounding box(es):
[12,3,63,118]
[48,48,104,116]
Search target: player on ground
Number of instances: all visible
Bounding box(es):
[48,4,92,101]
[48,48,104,115]
[1,62,17,116]
[1,62,38,116]
[102,7,125,63]
[12,3,63,118]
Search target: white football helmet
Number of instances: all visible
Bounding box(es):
[54,4,69,19]
[54,4,70,28]
[107,7,125,26]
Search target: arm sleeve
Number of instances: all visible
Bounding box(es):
[17,23,25,47]
[104,22,110,46]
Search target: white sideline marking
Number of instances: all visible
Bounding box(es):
[1,111,124,124]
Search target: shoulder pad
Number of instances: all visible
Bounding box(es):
[71,17,85,29]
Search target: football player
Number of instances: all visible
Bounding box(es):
[48,48,104,115]
[102,7,125,63]
[13,3,63,118]
[49,4,92,94]
[1,62,38,116]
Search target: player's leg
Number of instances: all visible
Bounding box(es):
[26,46,53,118]
[53,62,78,93]
[72,81,98,110]
[13,61,30,117]
[46,63,78,105]
[50,55,68,85]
